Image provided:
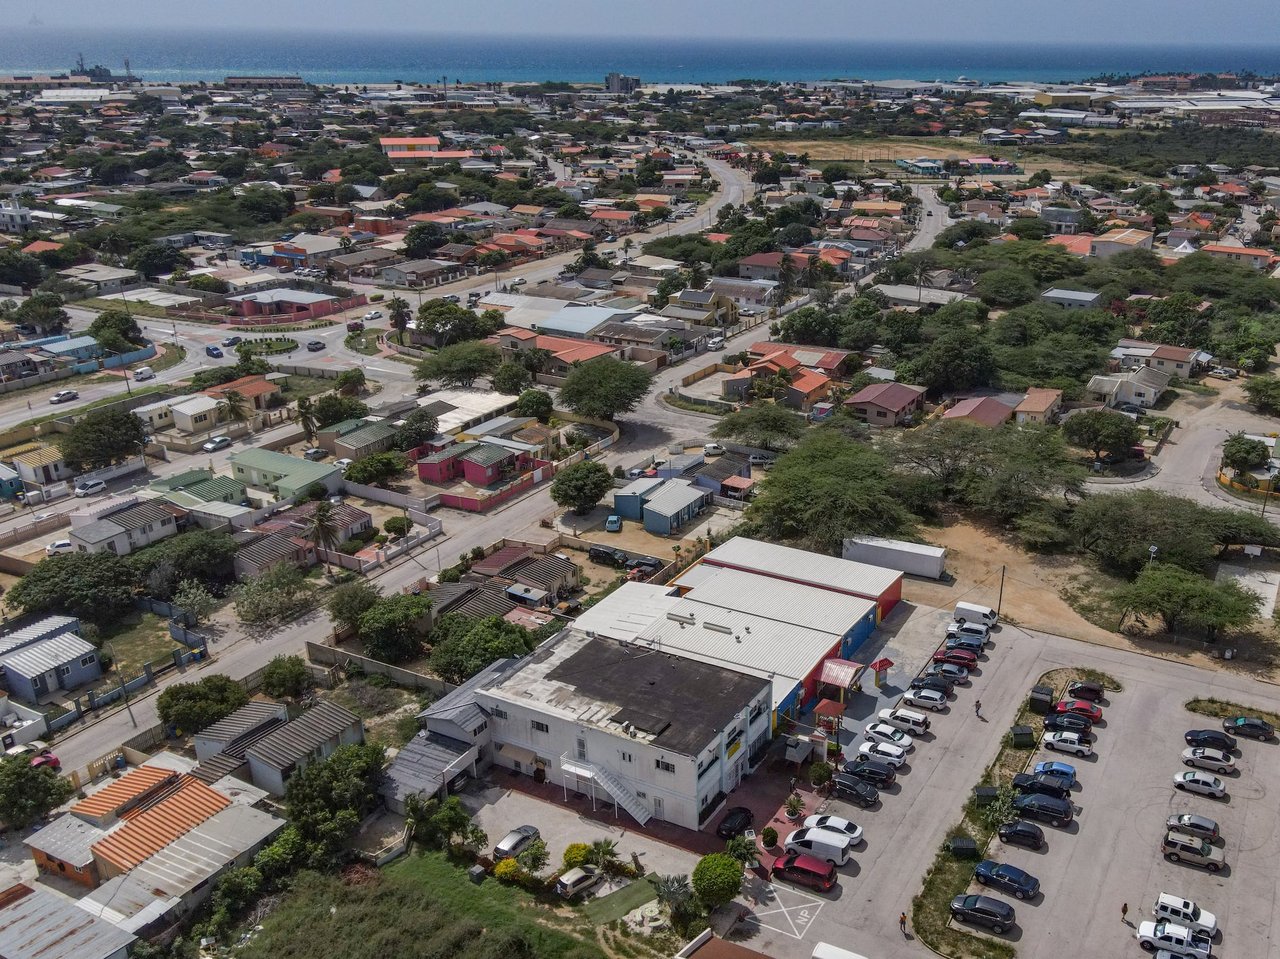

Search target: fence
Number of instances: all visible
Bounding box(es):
[341,480,434,513]
[670,388,737,414]
[305,640,451,695]
[681,361,744,388]
[0,368,79,396]
[71,343,157,375]
[77,455,148,488]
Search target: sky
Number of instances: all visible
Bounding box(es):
[22,0,1280,44]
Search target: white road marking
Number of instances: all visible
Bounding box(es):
[742,882,824,940]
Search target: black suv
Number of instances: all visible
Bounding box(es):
[841,759,896,788]
[1185,729,1237,752]
[1066,680,1104,702]
[626,555,663,574]
[588,544,628,567]
[998,819,1045,850]
[909,675,955,696]
[1044,713,1093,738]
[1012,793,1073,827]
[1011,772,1072,801]
[831,773,879,808]
[715,807,753,839]
[950,894,1015,934]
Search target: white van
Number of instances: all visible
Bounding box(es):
[954,602,998,627]
[783,827,854,866]
[877,707,930,735]
[132,366,155,381]
[812,945,872,959]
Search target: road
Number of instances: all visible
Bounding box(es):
[904,185,950,252]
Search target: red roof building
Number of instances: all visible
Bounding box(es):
[943,396,1015,428]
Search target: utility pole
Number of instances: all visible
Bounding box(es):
[106,640,137,728]
[996,565,1006,618]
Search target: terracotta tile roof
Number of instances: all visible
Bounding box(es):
[846,382,927,412]
[1014,387,1062,414]
[203,374,279,401]
[1201,244,1272,257]
[90,775,230,872]
[943,396,1015,428]
[1046,234,1094,257]
[71,765,176,822]
[788,369,830,395]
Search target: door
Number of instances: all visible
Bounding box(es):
[652,797,664,821]
[575,737,587,761]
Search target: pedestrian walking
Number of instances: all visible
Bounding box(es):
[974,699,982,718]
[899,912,908,936]
[789,775,797,794]
[1121,903,1129,924]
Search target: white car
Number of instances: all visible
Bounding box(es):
[857,741,907,767]
[1135,920,1212,958]
[49,389,79,404]
[44,539,74,556]
[334,458,353,471]
[801,814,863,845]
[1152,892,1218,939]
[1042,731,1092,757]
[74,479,107,498]
[903,687,948,711]
[364,310,383,320]
[703,443,726,456]
[863,721,914,751]
[1173,771,1226,799]
[1180,747,1234,775]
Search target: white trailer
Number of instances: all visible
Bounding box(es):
[842,535,946,579]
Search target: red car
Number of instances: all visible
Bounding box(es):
[933,648,978,668]
[1054,700,1102,723]
[30,753,60,771]
[770,852,837,892]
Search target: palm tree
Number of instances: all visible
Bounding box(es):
[295,396,319,444]
[218,390,250,427]
[387,295,411,342]
[306,499,343,576]
[723,835,758,868]
[905,251,941,306]
[621,237,634,264]
[586,838,621,874]
[338,234,355,253]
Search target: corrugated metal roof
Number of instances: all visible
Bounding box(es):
[0,882,135,959]
[0,632,97,679]
[0,615,79,656]
[574,583,681,642]
[641,480,707,517]
[245,701,360,771]
[676,566,877,636]
[90,775,230,872]
[188,752,248,784]
[72,765,176,822]
[22,813,104,867]
[420,657,521,726]
[699,536,901,600]
[381,732,475,806]
[194,701,286,748]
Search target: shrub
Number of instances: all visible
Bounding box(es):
[562,842,591,870]
[384,516,413,538]
[494,858,525,883]
[691,853,743,909]
[809,762,832,788]
[761,826,778,848]
[262,655,311,698]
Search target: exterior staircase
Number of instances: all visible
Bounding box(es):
[560,752,652,825]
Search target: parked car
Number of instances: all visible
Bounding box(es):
[302,447,326,461]
[1066,680,1104,701]
[770,852,837,892]
[1165,813,1219,843]
[944,634,985,655]
[1161,830,1225,872]
[926,662,969,684]
[707,335,726,350]
[1053,699,1103,722]
[1181,747,1234,774]
[554,865,601,899]
[703,443,726,456]
[903,687,948,711]
[1135,920,1212,957]
[783,827,855,866]
[1207,367,1238,380]
[626,555,663,574]
[30,753,60,771]
[1011,772,1072,801]
[48,389,78,404]
[1012,793,1073,827]
[1151,893,1218,939]
[856,740,907,769]
[945,621,990,642]
[205,345,224,358]
[932,648,977,668]
[831,773,878,807]
[604,515,622,533]
[715,807,753,839]
[1172,771,1226,799]
[44,539,74,556]
[974,860,1040,900]
[997,819,1046,850]
[1032,760,1076,784]
[334,458,353,471]
[909,675,955,696]
[1044,713,1093,737]
[74,479,107,497]
[1222,715,1275,741]
[802,815,863,845]
[841,758,896,787]
[863,722,913,750]
[1042,731,1092,757]
[222,335,242,347]
[202,436,232,453]
[1184,729,1237,752]
[492,825,540,860]
[587,544,627,567]
[306,340,325,351]
[949,894,1015,934]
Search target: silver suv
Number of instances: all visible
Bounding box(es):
[493,824,540,861]
[1160,830,1225,872]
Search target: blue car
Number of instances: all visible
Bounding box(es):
[205,345,224,358]
[1033,761,1076,785]
[973,859,1040,900]
[604,515,622,533]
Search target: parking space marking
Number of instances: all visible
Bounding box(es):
[742,882,824,940]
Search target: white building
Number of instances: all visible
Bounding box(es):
[0,200,32,235]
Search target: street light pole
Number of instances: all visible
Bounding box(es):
[105,640,137,728]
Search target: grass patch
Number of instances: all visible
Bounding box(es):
[1186,697,1280,728]
[243,337,299,356]
[281,374,343,400]
[98,611,179,678]
[147,343,187,374]
[660,394,727,416]
[1058,569,1130,632]
[237,854,594,959]
[911,665,1120,959]
[80,298,171,318]
[582,876,658,924]
[345,330,382,356]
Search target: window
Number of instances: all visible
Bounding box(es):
[472,721,487,737]
[58,665,71,677]
[531,720,549,734]
[655,759,676,774]
[875,410,887,418]
[80,655,95,667]
[491,706,508,720]
[620,751,633,764]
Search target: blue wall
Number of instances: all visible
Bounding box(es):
[840,608,879,659]
[612,491,647,521]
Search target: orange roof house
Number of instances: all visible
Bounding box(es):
[71,765,176,826]
[90,775,230,878]
[943,396,1015,428]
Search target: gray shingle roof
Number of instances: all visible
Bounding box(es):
[245,701,361,771]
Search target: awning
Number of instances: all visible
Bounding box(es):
[869,658,895,672]
[497,743,537,766]
[722,475,755,490]
[820,658,864,688]
[814,699,846,720]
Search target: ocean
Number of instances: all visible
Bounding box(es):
[2,27,1279,86]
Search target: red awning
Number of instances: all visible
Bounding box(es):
[869,658,894,672]
[814,699,846,720]
[820,659,863,688]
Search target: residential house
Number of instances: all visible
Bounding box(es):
[845,382,927,426]
[381,257,462,287]
[1200,243,1273,271]
[245,701,364,795]
[663,288,740,327]
[168,395,223,434]
[494,327,618,375]
[1014,387,1063,425]
[379,136,441,160]
[8,443,74,496]
[842,228,897,256]
[1111,339,1210,377]
[745,342,857,376]
[688,453,753,496]
[229,449,342,501]
[1040,207,1085,234]
[193,701,289,764]
[0,200,32,235]
[261,499,373,545]
[327,247,402,279]
[0,883,134,959]
[1089,228,1154,259]
[226,288,340,318]
[943,396,1016,428]
[1087,366,1171,408]
[68,498,182,556]
[316,418,398,459]
[417,440,538,488]
[707,277,778,308]
[1041,288,1101,309]
[612,478,709,535]
[0,616,100,704]
[231,530,316,579]
[737,251,812,282]
[90,775,231,881]
[55,264,138,294]
[202,373,282,411]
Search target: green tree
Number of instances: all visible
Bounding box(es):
[393,407,440,452]
[1121,563,1261,636]
[0,249,43,289]
[313,393,369,428]
[900,329,996,394]
[558,357,653,421]
[403,222,447,258]
[218,389,251,427]
[157,675,249,733]
[262,654,312,697]
[974,267,1038,307]
[342,451,409,487]
[747,429,913,553]
[127,243,190,278]
[550,460,614,515]
[231,561,313,623]
[285,742,385,869]
[902,250,941,305]
[87,309,144,355]
[406,794,487,850]
[173,579,217,625]
[305,500,344,575]
[691,853,743,909]
[0,759,74,829]
[384,515,413,538]
[428,615,532,684]
[414,341,502,388]
[326,579,381,633]
[335,368,367,396]
[8,552,135,625]
[1242,375,1280,415]
[712,404,807,451]
[128,529,239,597]
[722,835,758,867]
[387,295,412,339]
[358,594,430,663]
[414,300,501,347]
[1221,432,1270,477]
[513,388,554,422]
[295,396,319,443]
[1062,409,1144,460]
[492,362,532,395]
[58,407,148,472]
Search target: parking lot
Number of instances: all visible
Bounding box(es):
[722,599,1280,959]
